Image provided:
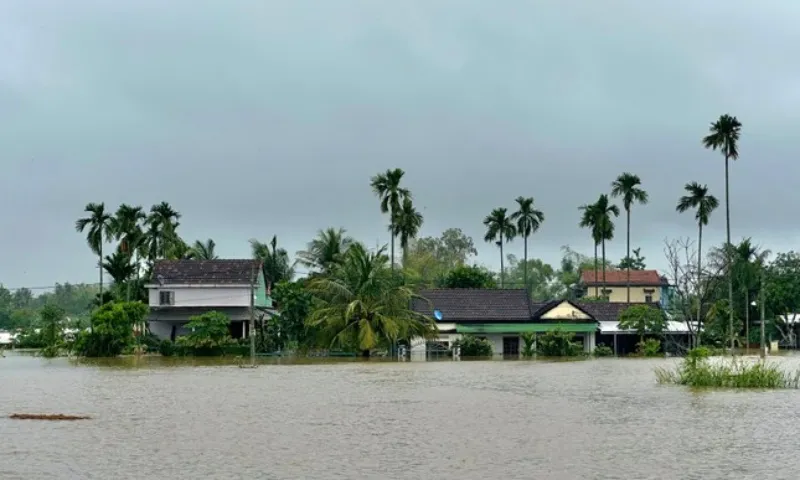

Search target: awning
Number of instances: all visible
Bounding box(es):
[598,320,692,334]
[457,323,598,334]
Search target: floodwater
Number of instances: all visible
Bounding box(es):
[2,352,800,479]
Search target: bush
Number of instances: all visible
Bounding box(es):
[75,301,149,357]
[537,329,583,357]
[656,347,800,389]
[175,311,235,356]
[636,338,662,357]
[520,332,536,358]
[453,335,493,357]
[593,344,614,357]
[158,340,177,357]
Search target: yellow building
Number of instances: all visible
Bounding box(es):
[580,269,667,304]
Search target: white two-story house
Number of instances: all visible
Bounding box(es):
[146,259,274,341]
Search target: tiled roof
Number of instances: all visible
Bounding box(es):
[576,302,662,322]
[580,269,665,286]
[151,259,261,285]
[412,289,532,322]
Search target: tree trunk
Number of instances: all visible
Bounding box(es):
[523,234,528,297]
[500,234,505,288]
[745,289,750,354]
[725,154,733,350]
[696,223,703,347]
[626,207,631,304]
[601,239,607,299]
[593,243,598,297]
[390,212,395,272]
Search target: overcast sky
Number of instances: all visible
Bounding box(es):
[1,0,798,290]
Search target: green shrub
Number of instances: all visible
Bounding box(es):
[593,344,614,357]
[537,329,583,357]
[637,338,662,357]
[158,340,176,357]
[454,335,493,357]
[75,301,148,357]
[520,332,536,358]
[655,347,800,389]
[175,311,235,356]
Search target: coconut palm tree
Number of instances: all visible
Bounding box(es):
[703,113,742,349]
[296,228,354,274]
[483,207,517,287]
[510,196,544,295]
[187,239,218,260]
[578,202,603,298]
[250,236,294,288]
[676,181,719,342]
[306,242,436,357]
[102,250,137,289]
[610,173,649,303]
[392,198,424,267]
[370,168,410,271]
[145,202,181,263]
[75,202,113,313]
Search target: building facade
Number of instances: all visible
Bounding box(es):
[146,259,274,341]
[580,269,670,308]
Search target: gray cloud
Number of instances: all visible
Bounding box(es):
[1,0,798,288]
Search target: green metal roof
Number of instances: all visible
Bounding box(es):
[456,323,598,334]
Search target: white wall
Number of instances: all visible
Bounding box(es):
[148,287,251,308]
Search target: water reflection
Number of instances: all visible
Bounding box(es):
[2,352,800,479]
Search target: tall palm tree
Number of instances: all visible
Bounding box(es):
[510,197,544,295]
[188,239,218,260]
[392,198,424,267]
[594,194,619,295]
[102,250,137,289]
[110,204,146,301]
[145,202,181,263]
[250,236,294,288]
[579,202,602,297]
[483,207,517,287]
[75,202,113,313]
[703,114,742,350]
[306,242,436,357]
[610,173,649,303]
[370,168,410,271]
[296,228,354,274]
[731,239,770,353]
[676,181,719,344]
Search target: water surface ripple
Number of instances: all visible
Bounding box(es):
[2,353,799,479]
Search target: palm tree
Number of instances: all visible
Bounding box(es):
[250,236,294,288]
[703,113,742,350]
[145,202,181,263]
[510,197,544,295]
[594,195,619,294]
[676,181,719,344]
[392,198,424,267]
[370,168,410,271]
[103,250,137,289]
[483,207,516,287]
[731,239,770,353]
[188,239,218,260]
[110,204,146,300]
[611,173,649,303]
[75,202,113,313]
[166,238,192,260]
[579,202,602,297]
[296,228,354,274]
[306,242,436,357]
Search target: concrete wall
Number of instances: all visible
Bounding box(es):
[585,286,662,303]
[148,286,251,308]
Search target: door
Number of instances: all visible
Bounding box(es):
[503,336,520,358]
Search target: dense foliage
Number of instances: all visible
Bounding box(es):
[537,329,583,357]
[453,335,493,357]
[74,302,148,357]
[176,311,234,355]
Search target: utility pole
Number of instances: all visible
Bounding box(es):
[760,269,766,359]
[250,263,256,367]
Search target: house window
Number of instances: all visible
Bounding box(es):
[159,291,175,306]
[645,294,653,303]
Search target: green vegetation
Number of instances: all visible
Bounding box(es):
[176,311,235,356]
[618,304,666,344]
[74,302,148,357]
[655,347,800,389]
[453,335,493,358]
[611,173,648,303]
[520,332,536,357]
[537,329,583,357]
[593,344,614,357]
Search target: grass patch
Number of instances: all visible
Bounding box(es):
[655,347,800,389]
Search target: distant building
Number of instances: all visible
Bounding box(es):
[579,269,670,307]
[146,259,275,341]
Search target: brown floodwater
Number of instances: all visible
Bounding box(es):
[2,351,800,479]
